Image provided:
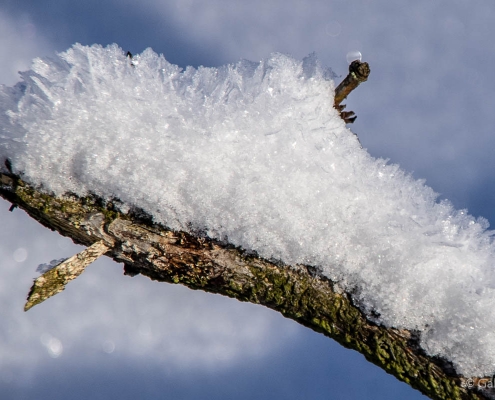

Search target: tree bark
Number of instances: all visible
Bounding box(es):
[0,171,492,400]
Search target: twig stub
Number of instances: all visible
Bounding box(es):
[334,60,370,123]
[24,240,111,311]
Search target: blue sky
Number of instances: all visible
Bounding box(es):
[2,1,495,399]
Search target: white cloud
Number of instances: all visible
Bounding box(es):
[129,0,341,62]
[0,10,53,85]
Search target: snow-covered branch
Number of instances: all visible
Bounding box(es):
[2,43,495,399]
[0,172,488,400]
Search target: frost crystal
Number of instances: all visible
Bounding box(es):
[1,43,495,376]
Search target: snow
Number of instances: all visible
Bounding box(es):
[1,43,495,377]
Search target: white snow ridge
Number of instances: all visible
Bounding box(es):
[1,43,495,377]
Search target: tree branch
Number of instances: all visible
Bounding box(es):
[0,171,491,400]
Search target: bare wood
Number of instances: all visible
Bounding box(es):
[0,171,492,400]
[24,240,110,311]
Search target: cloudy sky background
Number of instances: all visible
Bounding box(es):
[2,1,495,399]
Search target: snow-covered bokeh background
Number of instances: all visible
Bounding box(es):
[2,1,495,399]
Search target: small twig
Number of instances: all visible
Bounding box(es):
[334,60,370,105]
[24,240,110,311]
[126,51,135,67]
[334,60,370,123]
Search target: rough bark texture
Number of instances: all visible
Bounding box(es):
[0,171,493,400]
